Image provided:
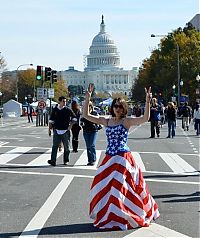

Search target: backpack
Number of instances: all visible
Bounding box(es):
[181,106,190,117]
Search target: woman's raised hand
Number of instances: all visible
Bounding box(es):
[145,87,152,103]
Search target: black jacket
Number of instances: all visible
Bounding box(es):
[81,111,99,133]
[50,106,76,130]
[166,107,176,121]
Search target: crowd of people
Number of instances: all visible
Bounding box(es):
[47,94,199,168]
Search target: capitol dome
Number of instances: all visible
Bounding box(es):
[85,16,120,71]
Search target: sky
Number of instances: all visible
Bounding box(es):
[0,0,199,72]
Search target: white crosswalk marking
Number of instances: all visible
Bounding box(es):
[0,147,32,164]
[28,149,64,166]
[0,146,199,175]
[131,152,146,171]
[159,153,198,174]
[74,149,102,170]
[0,141,8,146]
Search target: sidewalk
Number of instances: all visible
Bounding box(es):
[0,116,34,127]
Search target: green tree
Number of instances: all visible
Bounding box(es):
[132,23,200,105]
[53,79,68,102]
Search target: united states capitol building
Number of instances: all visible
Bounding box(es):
[60,16,138,97]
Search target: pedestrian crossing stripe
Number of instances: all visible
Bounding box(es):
[0,141,9,146]
[0,147,199,175]
[159,153,197,174]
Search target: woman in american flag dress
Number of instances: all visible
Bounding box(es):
[83,84,160,230]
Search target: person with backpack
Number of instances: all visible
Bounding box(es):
[180,102,191,131]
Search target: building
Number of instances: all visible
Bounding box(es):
[60,16,138,96]
[189,13,200,31]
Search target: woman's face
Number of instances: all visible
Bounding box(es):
[113,103,124,117]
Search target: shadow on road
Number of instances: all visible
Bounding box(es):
[0,222,137,237]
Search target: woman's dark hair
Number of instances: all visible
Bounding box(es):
[71,100,80,111]
[110,97,128,118]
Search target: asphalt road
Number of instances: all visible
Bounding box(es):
[0,116,199,238]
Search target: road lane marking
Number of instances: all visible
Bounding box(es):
[0,141,9,146]
[0,170,199,185]
[131,152,146,171]
[19,175,74,238]
[159,153,199,174]
[28,149,62,166]
[124,223,191,237]
[74,149,102,170]
[0,147,32,164]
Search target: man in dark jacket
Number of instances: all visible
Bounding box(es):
[48,96,76,166]
[180,102,191,131]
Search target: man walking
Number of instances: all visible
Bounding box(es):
[180,102,192,131]
[27,103,33,123]
[48,96,76,166]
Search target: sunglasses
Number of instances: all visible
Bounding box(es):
[113,104,123,109]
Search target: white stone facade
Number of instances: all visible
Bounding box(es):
[60,16,138,96]
[190,14,200,31]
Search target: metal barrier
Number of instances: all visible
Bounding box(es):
[36,111,49,126]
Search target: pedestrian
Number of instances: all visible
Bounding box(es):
[149,98,161,138]
[193,104,200,136]
[180,102,192,131]
[134,104,142,117]
[83,84,159,230]
[48,96,76,166]
[80,101,99,165]
[166,102,176,138]
[71,100,82,152]
[27,103,33,123]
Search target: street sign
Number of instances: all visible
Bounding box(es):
[38,100,46,110]
[48,88,54,98]
[37,88,48,100]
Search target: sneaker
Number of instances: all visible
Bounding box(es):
[64,162,69,166]
[47,160,56,166]
[87,162,95,166]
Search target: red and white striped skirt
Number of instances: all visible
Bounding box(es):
[89,152,160,230]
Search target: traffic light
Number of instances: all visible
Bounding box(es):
[45,67,51,81]
[36,66,42,80]
[52,70,57,83]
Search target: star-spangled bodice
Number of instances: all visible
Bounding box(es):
[105,124,130,156]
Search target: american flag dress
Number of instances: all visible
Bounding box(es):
[89,124,160,230]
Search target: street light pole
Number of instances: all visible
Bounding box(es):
[16,63,33,102]
[151,34,181,106]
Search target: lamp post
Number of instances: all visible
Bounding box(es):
[151,34,181,106]
[16,63,33,102]
[196,74,200,103]
[0,91,2,106]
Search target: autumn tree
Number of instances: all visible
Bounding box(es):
[132,23,200,105]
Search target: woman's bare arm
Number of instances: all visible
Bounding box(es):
[124,87,152,128]
[82,84,108,126]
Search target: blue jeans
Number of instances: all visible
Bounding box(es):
[83,131,97,163]
[51,130,70,163]
[168,120,176,138]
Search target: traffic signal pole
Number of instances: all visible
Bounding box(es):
[49,72,52,114]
